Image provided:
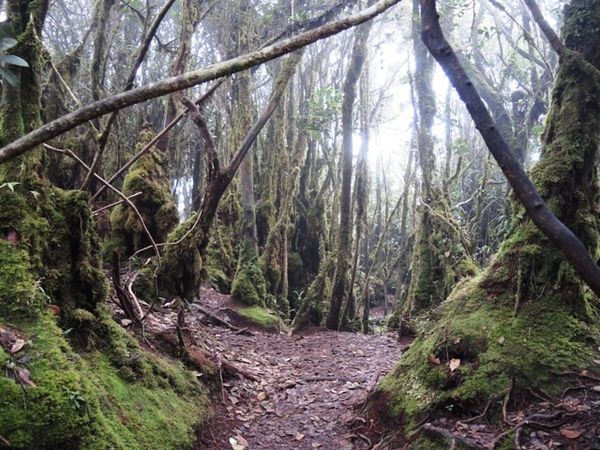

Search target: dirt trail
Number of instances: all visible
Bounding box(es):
[188,288,403,449]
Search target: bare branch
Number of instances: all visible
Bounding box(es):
[521,0,565,57]
[420,0,600,298]
[92,191,142,215]
[0,0,401,164]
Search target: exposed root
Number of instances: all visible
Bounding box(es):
[463,389,507,423]
[195,305,254,335]
[420,423,487,449]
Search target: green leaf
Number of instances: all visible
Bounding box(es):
[0,37,17,51]
[1,54,28,67]
[0,66,18,86]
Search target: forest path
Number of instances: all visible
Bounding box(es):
[190,288,403,449]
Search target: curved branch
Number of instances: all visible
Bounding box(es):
[419,0,600,298]
[0,0,401,164]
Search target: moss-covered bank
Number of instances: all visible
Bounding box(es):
[0,1,210,443]
[0,309,208,449]
[369,0,600,439]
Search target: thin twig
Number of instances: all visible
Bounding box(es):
[92,191,142,215]
[90,80,224,202]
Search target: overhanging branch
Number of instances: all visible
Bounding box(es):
[420,0,600,298]
[0,0,401,164]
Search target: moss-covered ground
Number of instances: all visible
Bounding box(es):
[374,266,600,435]
[0,309,209,449]
[237,305,283,330]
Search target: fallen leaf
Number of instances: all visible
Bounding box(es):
[14,367,36,388]
[312,443,322,448]
[429,354,441,365]
[229,436,247,450]
[294,432,305,441]
[449,358,461,372]
[10,338,26,354]
[560,428,582,439]
[236,436,249,446]
[498,336,505,345]
[0,330,16,350]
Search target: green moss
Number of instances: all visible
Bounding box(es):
[0,241,41,316]
[157,214,203,300]
[238,305,283,330]
[378,272,600,427]
[0,183,106,319]
[0,311,209,449]
[205,224,237,293]
[231,241,267,307]
[110,131,178,257]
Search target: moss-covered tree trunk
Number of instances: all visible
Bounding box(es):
[326,19,373,330]
[400,0,475,317]
[229,0,267,307]
[259,53,304,317]
[375,0,600,434]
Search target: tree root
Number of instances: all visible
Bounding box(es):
[218,357,260,383]
[420,423,488,450]
[195,305,254,336]
[463,389,507,424]
[492,411,564,449]
[112,251,143,326]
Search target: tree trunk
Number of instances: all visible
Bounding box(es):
[373,0,600,429]
[326,18,373,330]
[403,0,475,315]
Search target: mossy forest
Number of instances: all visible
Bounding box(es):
[1,0,600,448]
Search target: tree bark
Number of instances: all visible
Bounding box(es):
[326,17,373,331]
